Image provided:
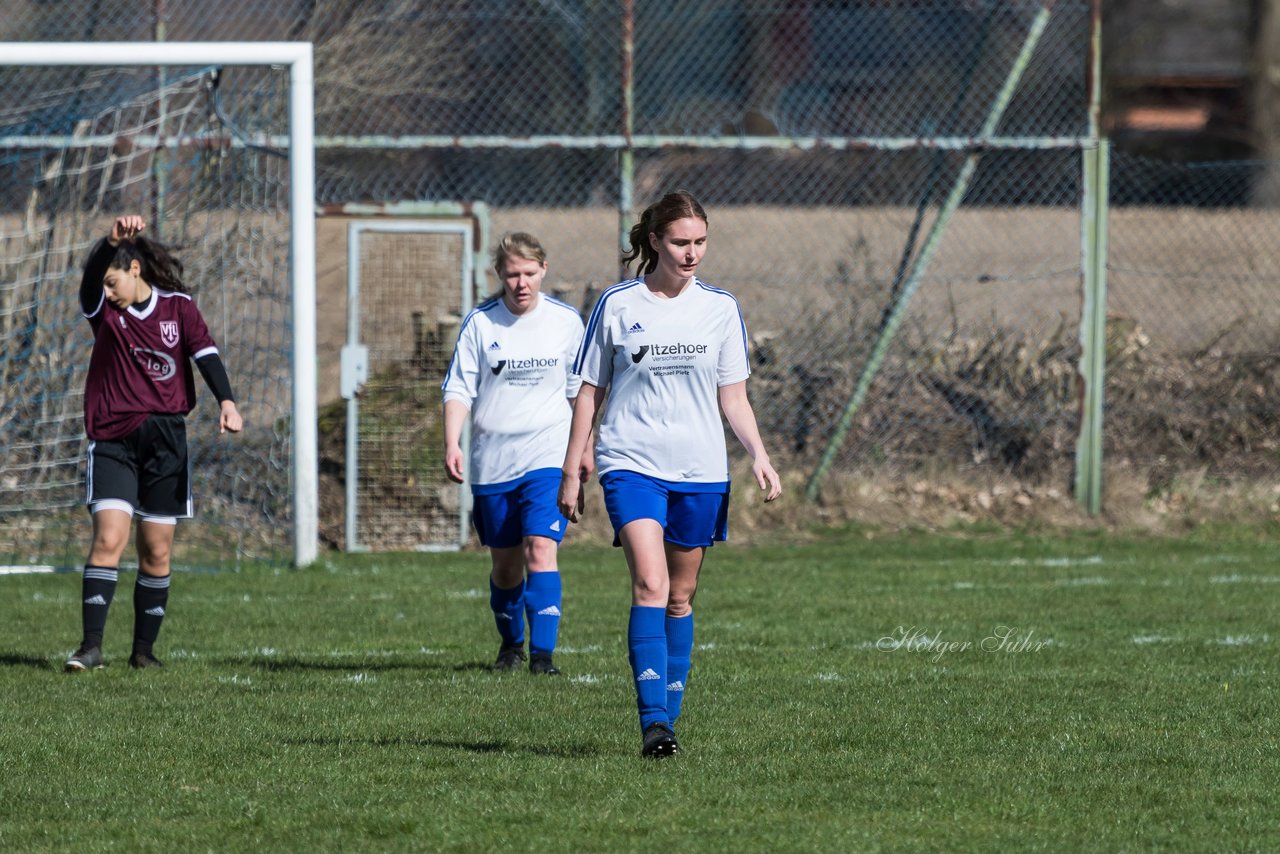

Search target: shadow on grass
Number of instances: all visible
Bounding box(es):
[0,652,54,670]
[229,656,501,674]
[281,734,597,758]
[240,657,439,673]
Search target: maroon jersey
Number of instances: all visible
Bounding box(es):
[82,278,220,441]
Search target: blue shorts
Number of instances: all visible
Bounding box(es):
[600,471,729,549]
[471,469,567,549]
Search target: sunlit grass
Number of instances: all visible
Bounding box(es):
[1,528,1277,850]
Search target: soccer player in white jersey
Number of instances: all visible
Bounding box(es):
[557,191,782,757]
[443,232,590,675]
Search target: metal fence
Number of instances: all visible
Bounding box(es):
[2,0,1277,558]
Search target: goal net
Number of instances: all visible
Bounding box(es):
[0,47,315,570]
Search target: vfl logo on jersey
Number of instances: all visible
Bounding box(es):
[132,347,178,381]
[160,320,179,349]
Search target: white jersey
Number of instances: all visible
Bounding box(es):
[443,294,584,487]
[575,277,750,483]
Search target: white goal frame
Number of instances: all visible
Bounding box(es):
[0,42,319,566]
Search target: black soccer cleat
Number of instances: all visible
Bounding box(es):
[641,722,680,759]
[493,642,527,672]
[529,652,560,676]
[64,645,105,673]
[128,651,164,670]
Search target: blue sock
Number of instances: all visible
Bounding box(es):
[665,612,694,725]
[489,578,526,647]
[524,571,562,656]
[628,605,668,731]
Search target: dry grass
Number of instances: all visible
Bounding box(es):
[6,204,1279,561]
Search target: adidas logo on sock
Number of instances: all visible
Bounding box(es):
[667,680,684,692]
[537,605,561,617]
[627,321,644,333]
[83,594,107,605]
[636,668,661,681]
[495,613,514,621]
[549,520,561,532]
[145,606,166,617]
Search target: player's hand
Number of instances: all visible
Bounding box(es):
[577,450,595,516]
[444,446,465,484]
[578,447,595,482]
[558,471,581,523]
[753,457,782,502]
[109,215,146,246]
[219,401,243,434]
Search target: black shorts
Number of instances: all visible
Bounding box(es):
[86,413,192,520]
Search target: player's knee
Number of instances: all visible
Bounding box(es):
[91,530,129,559]
[137,538,172,569]
[631,575,669,606]
[665,597,693,618]
[523,537,558,572]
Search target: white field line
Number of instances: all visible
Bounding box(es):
[1132,635,1179,645]
[1053,576,1110,586]
[1215,634,1271,646]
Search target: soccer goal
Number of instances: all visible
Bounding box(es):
[326,204,491,553]
[0,43,318,569]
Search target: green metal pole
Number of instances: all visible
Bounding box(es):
[618,0,635,278]
[1075,139,1109,514]
[805,1,1055,501]
[1073,0,1106,515]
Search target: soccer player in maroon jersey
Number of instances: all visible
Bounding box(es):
[64,215,243,672]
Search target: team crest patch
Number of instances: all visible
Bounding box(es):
[160,320,179,348]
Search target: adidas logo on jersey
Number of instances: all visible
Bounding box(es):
[667,680,684,692]
[145,606,166,617]
[537,605,561,617]
[636,668,661,681]
[488,341,501,350]
[549,520,561,532]
[83,594,107,606]
[627,321,644,333]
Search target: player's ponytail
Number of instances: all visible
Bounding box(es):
[622,190,708,277]
[111,236,190,294]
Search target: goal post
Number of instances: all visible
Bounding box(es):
[0,42,319,567]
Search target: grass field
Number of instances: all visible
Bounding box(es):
[1,526,1278,851]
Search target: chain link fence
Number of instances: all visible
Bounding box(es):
[2,1,1277,561]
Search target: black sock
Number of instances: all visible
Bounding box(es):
[81,566,118,648]
[132,572,171,656]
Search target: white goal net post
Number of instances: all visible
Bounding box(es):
[0,42,319,567]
